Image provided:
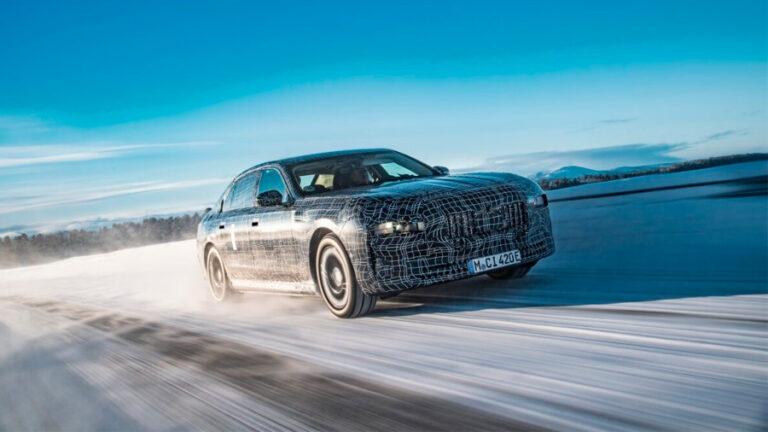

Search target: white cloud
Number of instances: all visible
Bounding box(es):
[0,115,51,133]
[0,178,229,215]
[0,141,219,168]
[0,150,113,167]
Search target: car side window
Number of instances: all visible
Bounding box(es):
[223,172,259,211]
[257,168,287,203]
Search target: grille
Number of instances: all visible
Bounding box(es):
[447,201,528,238]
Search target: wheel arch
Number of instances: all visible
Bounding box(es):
[203,242,216,268]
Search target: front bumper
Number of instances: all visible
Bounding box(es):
[355,206,555,295]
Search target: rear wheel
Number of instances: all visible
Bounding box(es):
[206,247,240,302]
[315,234,376,318]
[486,263,535,280]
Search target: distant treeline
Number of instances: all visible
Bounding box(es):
[538,153,768,191]
[0,213,202,269]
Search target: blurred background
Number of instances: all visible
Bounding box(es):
[0,0,765,235]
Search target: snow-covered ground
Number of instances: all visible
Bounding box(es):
[1,162,766,431]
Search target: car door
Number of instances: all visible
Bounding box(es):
[217,171,260,281]
[250,168,302,282]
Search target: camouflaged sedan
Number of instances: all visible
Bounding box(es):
[197,149,555,318]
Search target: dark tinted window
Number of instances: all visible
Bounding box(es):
[289,152,435,195]
[257,169,287,203]
[223,172,258,211]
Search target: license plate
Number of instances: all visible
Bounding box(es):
[468,250,522,275]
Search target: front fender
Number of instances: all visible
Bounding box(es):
[338,215,378,295]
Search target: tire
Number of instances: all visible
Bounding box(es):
[205,247,240,302]
[315,234,377,318]
[486,262,535,280]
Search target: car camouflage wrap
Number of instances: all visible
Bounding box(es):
[341,173,554,294]
[197,149,555,298]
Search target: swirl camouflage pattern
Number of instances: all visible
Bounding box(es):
[197,149,555,317]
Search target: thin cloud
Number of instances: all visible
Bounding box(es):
[597,118,636,124]
[0,115,51,133]
[0,178,229,215]
[0,150,113,168]
[0,141,219,168]
[573,117,637,132]
[695,129,748,144]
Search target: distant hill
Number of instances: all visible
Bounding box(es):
[537,153,768,191]
[534,163,686,181]
[534,165,602,180]
[608,163,675,174]
[533,163,685,181]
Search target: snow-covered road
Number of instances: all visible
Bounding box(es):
[1,162,766,431]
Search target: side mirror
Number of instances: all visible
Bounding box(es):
[433,165,450,176]
[203,207,212,215]
[257,189,284,207]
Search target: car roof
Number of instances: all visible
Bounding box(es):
[235,148,396,179]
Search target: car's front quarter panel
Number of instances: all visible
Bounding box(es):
[290,197,360,289]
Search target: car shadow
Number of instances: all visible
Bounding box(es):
[370,269,768,318]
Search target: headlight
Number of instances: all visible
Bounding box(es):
[527,193,548,208]
[374,220,425,235]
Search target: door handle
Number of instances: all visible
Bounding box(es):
[292,210,307,222]
[251,219,259,227]
[218,223,226,230]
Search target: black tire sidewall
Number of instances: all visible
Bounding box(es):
[206,247,231,302]
[316,235,359,318]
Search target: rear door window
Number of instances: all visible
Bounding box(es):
[223,172,259,211]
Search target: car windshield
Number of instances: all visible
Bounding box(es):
[289,152,436,195]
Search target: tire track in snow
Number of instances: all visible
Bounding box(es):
[2,295,541,432]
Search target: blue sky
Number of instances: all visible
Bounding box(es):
[0,0,766,233]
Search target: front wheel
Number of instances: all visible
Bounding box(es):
[486,263,535,280]
[315,235,376,318]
